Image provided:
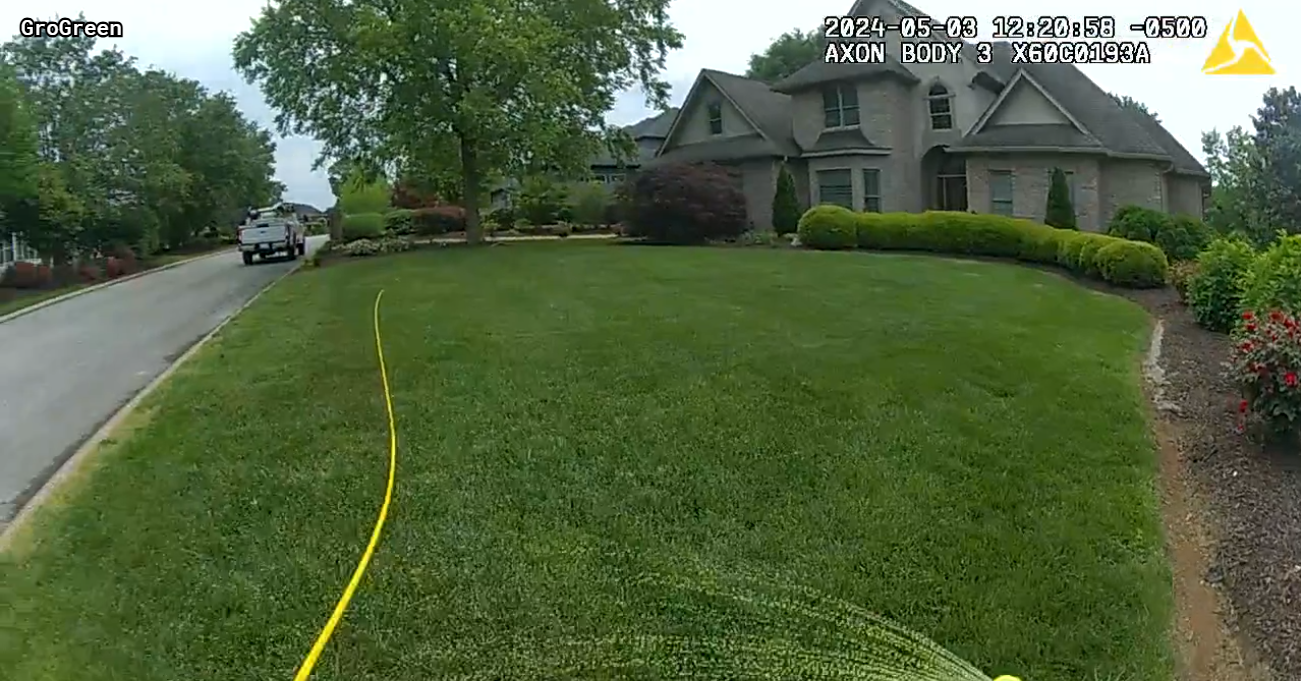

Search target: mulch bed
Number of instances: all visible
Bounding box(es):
[1099,283,1301,678]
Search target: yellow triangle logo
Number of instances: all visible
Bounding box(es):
[1202,10,1274,74]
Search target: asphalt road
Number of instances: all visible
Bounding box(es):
[0,236,327,524]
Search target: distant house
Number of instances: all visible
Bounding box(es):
[488,108,679,209]
[646,0,1209,231]
[0,235,40,273]
[282,202,324,220]
[588,107,679,186]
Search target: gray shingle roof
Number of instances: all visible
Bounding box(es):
[590,108,680,167]
[645,134,781,165]
[951,124,1102,150]
[806,127,883,152]
[771,54,918,94]
[627,108,678,139]
[962,42,1196,169]
[1124,108,1209,176]
[1015,63,1168,157]
[701,69,799,155]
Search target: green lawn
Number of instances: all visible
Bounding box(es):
[0,285,89,317]
[0,242,1172,680]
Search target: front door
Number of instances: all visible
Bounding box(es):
[936,174,968,211]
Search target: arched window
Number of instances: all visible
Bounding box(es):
[927,83,953,130]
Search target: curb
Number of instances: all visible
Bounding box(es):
[0,248,235,326]
[0,254,301,550]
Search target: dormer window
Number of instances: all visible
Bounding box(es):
[927,83,953,130]
[707,102,722,135]
[823,85,859,129]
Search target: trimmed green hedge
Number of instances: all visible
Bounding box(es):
[341,212,386,242]
[797,205,856,249]
[798,208,1168,288]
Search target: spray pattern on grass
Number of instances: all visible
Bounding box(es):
[449,560,1013,680]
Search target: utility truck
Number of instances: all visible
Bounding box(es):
[238,202,306,265]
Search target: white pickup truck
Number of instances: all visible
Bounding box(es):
[238,203,306,265]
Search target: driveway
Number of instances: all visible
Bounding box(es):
[0,236,327,525]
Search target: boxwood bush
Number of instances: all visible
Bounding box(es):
[798,208,1168,288]
[1094,240,1169,288]
[1055,230,1091,272]
[1107,204,1212,262]
[1076,234,1123,276]
[384,209,416,235]
[798,205,857,249]
[341,212,386,242]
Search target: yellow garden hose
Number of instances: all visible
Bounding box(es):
[292,289,397,680]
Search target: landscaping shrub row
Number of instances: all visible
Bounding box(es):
[1149,229,1301,438]
[340,206,468,243]
[1,250,142,289]
[1183,233,1301,332]
[1107,204,1213,263]
[797,206,1168,288]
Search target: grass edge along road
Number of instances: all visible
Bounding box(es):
[0,243,1173,680]
[293,289,399,681]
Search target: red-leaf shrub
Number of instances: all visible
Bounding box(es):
[1,262,41,288]
[105,257,124,278]
[108,246,139,275]
[623,162,748,244]
[391,180,441,209]
[411,206,466,236]
[1232,309,1301,437]
[79,264,102,281]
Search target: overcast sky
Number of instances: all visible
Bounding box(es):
[3,0,1294,209]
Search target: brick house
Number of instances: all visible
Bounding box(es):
[647,0,1209,231]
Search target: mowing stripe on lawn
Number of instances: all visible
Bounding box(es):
[293,289,398,681]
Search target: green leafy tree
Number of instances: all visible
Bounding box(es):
[337,170,392,215]
[1202,126,1270,244]
[233,0,683,244]
[3,22,283,259]
[1109,93,1160,123]
[771,164,800,234]
[1251,86,1301,234]
[518,175,567,226]
[0,63,40,231]
[746,28,824,84]
[1044,167,1076,229]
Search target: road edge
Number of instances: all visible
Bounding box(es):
[0,247,235,326]
[0,256,301,551]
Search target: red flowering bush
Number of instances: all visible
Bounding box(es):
[1232,309,1301,436]
[1,262,45,289]
[410,206,466,236]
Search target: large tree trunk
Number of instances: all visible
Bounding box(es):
[460,135,483,245]
[327,207,343,242]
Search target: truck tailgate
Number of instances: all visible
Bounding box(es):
[240,223,287,245]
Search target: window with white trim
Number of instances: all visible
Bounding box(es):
[989,171,1014,216]
[816,169,853,209]
[707,102,722,135]
[862,169,882,212]
[927,83,953,130]
[822,85,859,129]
